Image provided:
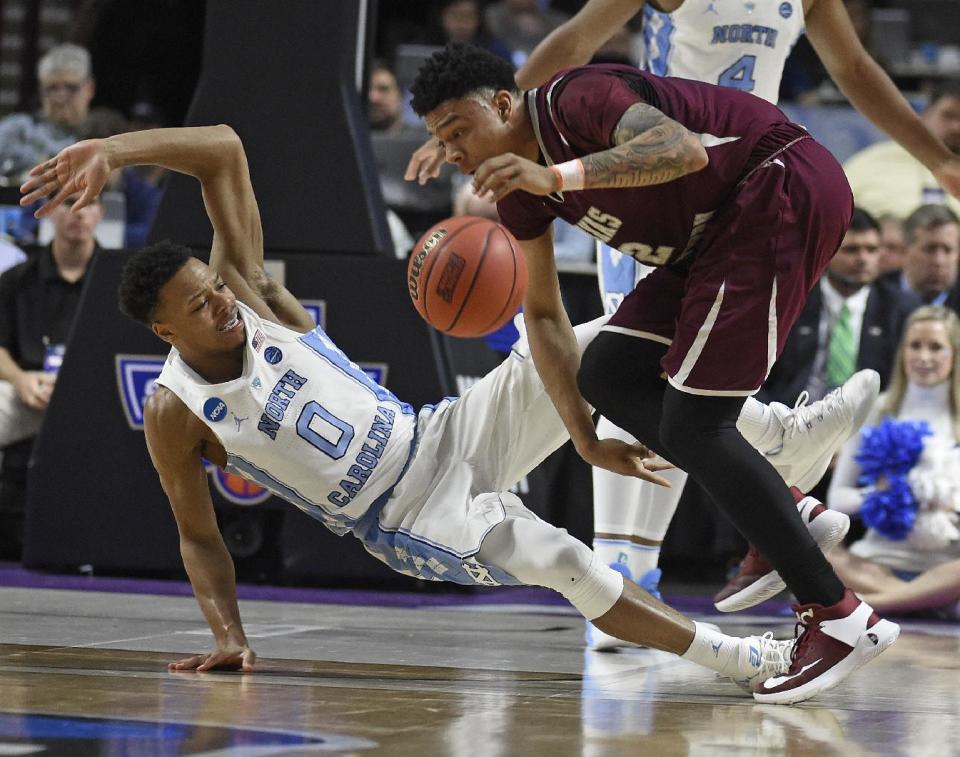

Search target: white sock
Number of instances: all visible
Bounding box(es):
[590,538,662,584]
[592,538,634,578]
[736,397,780,449]
[629,542,661,578]
[681,621,754,678]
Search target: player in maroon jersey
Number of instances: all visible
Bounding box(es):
[411,44,899,704]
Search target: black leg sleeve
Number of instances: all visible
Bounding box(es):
[577,332,670,454]
[658,385,844,606]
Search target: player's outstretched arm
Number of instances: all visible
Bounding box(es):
[20,127,315,332]
[144,387,256,673]
[515,0,647,90]
[806,0,960,197]
[519,232,672,485]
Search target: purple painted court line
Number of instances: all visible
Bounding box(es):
[0,562,568,609]
[0,562,791,615]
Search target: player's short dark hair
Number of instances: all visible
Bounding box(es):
[118,241,194,324]
[848,207,880,233]
[410,43,517,116]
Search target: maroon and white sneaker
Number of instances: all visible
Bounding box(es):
[753,589,899,704]
[714,489,850,612]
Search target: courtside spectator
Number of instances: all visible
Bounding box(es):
[845,80,960,220]
[827,306,960,620]
[0,193,103,558]
[424,0,512,62]
[368,61,451,239]
[484,0,569,62]
[878,205,960,311]
[760,209,913,409]
[368,61,423,137]
[0,44,95,183]
[878,214,908,276]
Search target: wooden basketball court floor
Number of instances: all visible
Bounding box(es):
[1,579,958,756]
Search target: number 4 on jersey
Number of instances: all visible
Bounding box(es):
[718,55,757,92]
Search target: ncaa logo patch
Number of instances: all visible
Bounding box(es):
[779,1,792,18]
[264,346,283,365]
[115,354,166,430]
[204,397,229,422]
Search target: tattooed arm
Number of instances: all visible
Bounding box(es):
[581,102,708,189]
[472,100,708,202]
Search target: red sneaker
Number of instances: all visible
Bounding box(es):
[753,589,899,704]
[713,544,777,611]
[713,490,850,612]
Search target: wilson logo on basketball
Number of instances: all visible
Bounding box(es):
[407,216,527,337]
[436,252,465,303]
[408,228,446,302]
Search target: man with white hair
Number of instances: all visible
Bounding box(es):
[0,44,95,182]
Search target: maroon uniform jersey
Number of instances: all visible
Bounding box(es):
[497,65,807,267]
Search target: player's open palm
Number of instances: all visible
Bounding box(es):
[168,644,256,673]
[579,438,674,487]
[19,138,111,217]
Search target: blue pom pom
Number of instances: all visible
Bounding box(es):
[860,475,917,540]
[855,418,932,485]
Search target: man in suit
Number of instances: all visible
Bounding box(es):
[759,209,913,407]
[875,204,959,314]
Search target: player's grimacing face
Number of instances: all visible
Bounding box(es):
[426,94,515,175]
[153,258,245,351]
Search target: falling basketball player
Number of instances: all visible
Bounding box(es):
[408,44,901,704]
[23,125,902,701]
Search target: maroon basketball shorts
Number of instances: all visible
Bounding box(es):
[606,137,853,396]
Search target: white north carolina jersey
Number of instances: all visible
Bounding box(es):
[643,0,805,105]
[602,0,807,306]
[156,302,416,536]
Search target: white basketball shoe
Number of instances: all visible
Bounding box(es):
[763,370,880,492]
[730,632,795,693]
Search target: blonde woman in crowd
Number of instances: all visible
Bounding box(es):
[828,306,960,618]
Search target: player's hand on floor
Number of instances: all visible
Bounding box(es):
[472,153,558,202]
[578,438,674,487]
[168,645,256,673]
[19,138,111,217]
[404,136,445,185]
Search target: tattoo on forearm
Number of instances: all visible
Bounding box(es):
[612,102,669,143]
[585,102,705,188]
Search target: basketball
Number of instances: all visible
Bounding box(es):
[407,216,527,337]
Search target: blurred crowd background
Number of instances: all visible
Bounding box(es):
[0,1,958,613]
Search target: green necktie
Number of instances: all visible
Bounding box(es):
[826,303,856,387]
